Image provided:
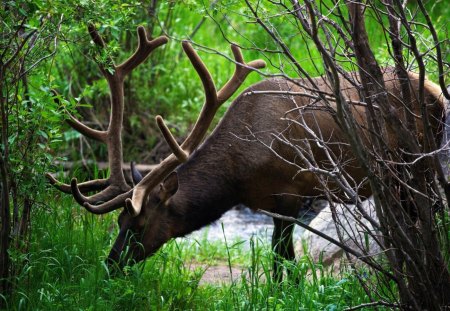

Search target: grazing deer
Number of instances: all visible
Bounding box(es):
[47,25,446,281]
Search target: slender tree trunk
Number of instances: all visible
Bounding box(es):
[0,176,11,304]
[0,63,12,304]
[0,143,11,305]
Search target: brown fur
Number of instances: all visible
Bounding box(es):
[109,69,445,280]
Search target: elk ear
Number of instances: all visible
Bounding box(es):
[130,161,143,185]
[158,171,179,202]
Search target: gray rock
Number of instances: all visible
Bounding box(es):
[295,198,382,270]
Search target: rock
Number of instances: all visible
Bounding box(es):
[295,198,382,270]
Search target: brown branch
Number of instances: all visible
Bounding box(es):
[344,301,402,311]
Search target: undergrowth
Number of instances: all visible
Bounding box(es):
[3,193,381,311]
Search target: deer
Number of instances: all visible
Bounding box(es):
[47,24,446,281]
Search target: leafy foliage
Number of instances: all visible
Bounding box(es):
[1,0,449,309]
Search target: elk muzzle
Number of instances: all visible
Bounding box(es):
[106,224,146,273]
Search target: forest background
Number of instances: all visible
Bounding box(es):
[1,0,449,310]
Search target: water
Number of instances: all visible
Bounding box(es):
[186,206,318,247]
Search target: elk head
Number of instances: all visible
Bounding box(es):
[47,24,266,270]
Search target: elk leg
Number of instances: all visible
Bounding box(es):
[272,218,296,282]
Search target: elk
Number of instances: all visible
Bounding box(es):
[47,25,446,281]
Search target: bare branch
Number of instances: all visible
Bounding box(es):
[258,209,394,279]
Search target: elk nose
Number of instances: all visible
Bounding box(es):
[105,256,124,278]
[105,228,129,276]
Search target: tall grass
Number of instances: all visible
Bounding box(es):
[3,194,380,311]
[4,2,447,310]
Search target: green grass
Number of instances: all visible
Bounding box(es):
[4,2,448,310]
[3,193,381,311]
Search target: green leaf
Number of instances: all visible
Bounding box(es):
[37,130,49,140]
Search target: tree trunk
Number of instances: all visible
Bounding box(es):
[0,157,11,304]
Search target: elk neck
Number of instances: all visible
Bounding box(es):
[166,133,242,238]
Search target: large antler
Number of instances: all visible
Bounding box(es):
[124,42,266,216]
[46,24,168,214]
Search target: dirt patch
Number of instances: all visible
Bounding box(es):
[187,261,267,285]
[188,262,245,285]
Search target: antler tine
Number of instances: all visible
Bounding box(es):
[182,43,266,153]
[87,23,115,76]
[46,173,109,194]
[66,114,106,142]
[46,173,72,193]
[84,188,134,214]
[217,44,266,103]
[118,27,168,78]
[51,90,106,142]
[87,23,106,48]
[182,41,218,106]
[70,178,129,206]
[156,115,188,162]
[126,42,266,216]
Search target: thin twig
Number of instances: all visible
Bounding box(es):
[344,300,402,310]
[258,209,394,279]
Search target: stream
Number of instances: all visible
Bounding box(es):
[185,205,319,247]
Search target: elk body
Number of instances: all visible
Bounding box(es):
[48,26,446,281]
[113,69,445,278]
